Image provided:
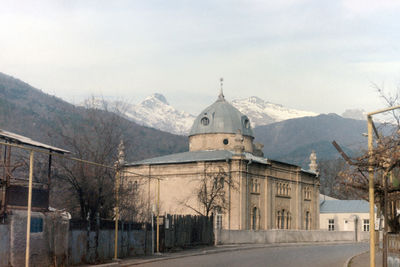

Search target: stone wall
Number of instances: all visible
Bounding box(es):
[0,224,10,267]
[7,210,69,267]
[217,229,369,244]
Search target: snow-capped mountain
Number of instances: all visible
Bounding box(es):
[81,94,319,135]
[124,93,195,135]
[341,108,366,121]
[231,96,319,127]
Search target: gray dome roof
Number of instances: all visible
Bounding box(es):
[189,96,254,137]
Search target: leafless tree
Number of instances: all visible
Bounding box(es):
[51,97,139,222]
[182,164,236,217]
[336,86,400,231]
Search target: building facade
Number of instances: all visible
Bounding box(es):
[124,92,320,230]
[320,198,373,233]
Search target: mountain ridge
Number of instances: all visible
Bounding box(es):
[112,93,320,135]
[0,72,188,162]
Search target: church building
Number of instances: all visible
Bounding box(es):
[124,91,320,230]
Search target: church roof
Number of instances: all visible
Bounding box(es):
[126,150,268,166]
[189,95,254,137]
[320,200,370,213]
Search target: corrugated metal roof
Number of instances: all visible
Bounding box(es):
[189,98,254,137]
[320,200,370,213]
[0,129,70,154]
[319,194,338,201]
[126,150,270,166]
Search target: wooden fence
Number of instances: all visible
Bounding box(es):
[161,214,214,251]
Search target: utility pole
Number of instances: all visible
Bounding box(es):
[367,115,375,267]
[25,150,34,267]
[366,105,400,267]
[114,140,125,260]
[156,178,160,254]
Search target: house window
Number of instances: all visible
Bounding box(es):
[363,219,370,232]
[31,217,43,233]
[328,219,335,231]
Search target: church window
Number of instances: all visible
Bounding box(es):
[305,211,311,230]
[281,210,286,229]
[276,182,290,197]
[128,181,133,191]
[252,207,258,230]
[277,209,291,229]
[216,214,223,229]
[328,219,335,231]
[304,187,312,200]
[201,117,209,126]
[286,212,291,229]
[223,138,229,145]
[277,211,281,229]
[251,179,260,194]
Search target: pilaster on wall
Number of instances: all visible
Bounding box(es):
[296,171,301,230]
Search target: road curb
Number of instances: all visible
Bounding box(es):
[343,250,369,267]
[119,242,362,266]
[84,241,364,266]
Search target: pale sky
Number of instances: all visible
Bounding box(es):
[1,0,400,115]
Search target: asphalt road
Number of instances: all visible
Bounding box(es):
[135,243,368,267]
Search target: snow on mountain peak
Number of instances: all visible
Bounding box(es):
[123,93,195,135]
[88,93,320,135]
[152,93,169,104]
[232,97,318,127]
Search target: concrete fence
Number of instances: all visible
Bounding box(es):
[216,229,369,245]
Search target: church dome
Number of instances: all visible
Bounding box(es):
[189,93,254,137]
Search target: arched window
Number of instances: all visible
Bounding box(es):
[252,207,258,230]
[128,181,133,191]
[281,209,286,229]
[305,211,311,230]
[277,211,281,229]
[201,117,209,126]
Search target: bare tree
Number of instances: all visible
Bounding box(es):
[51,97,136,222]
[335,86,400,231]
[182,164,235,217]
[318,158,349,199]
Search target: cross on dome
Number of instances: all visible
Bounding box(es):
[218,77,225,101]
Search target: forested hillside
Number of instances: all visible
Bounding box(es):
[0,72,188,162]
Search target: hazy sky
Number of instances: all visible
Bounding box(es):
[1,0,400,115]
